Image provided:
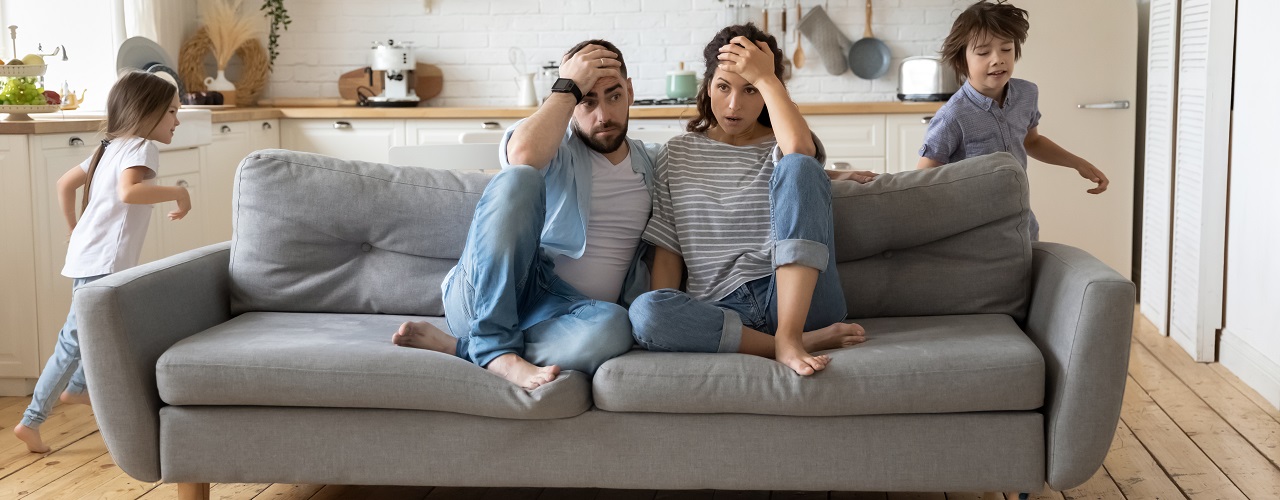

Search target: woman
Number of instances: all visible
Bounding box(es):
[630,24,874,376]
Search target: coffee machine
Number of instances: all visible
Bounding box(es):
[364,40,419,107]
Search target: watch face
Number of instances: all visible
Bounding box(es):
[552,79,575,92]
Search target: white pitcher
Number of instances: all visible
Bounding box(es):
[204,70,237,106]
[515,72,537,107]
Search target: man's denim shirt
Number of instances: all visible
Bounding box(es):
[498,119,662,307]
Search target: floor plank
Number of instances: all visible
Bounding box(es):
[1208,363,1280,424]
[1059,466,1125,500]
[654,491,716,500]
[769,492,829,499]
[0,404,97,479]
[70,470,160,499]
[424,486,490,500]
[0,430,106,498]
[593,490,656,500]
[309,484,433,500]
[481,486,542,500]
[1129,340,1280,499]
[1102,419,1185,499]
[712,491,771,500]
[1133,316,1280,468]
[209,482,274,500]
[539,487,600,500]
[249,483,325,500]
[830,494,888,500]
[20,446,116,500]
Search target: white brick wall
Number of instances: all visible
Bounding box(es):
[264,0,973,106]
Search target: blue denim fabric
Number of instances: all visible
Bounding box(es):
[22,274,106,428]
[440,166,634,374]
[630,154,847,352]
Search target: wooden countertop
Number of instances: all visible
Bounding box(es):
[1,101,943,134]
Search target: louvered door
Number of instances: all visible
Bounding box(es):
[1140,0,1178,337]
[1169,0,1236,361]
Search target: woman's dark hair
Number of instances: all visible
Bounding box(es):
[940,0,1029,82]
[687,23,784,133]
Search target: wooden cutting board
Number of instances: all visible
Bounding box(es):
[337,64,443,102]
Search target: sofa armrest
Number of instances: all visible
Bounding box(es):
[1025,242,1135,490]
[77,242,232,483]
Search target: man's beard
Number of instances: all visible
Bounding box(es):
[572,120,629,154]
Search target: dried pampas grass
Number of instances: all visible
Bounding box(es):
[202,0,259,70]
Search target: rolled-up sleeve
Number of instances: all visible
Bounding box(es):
[919,110,961,164]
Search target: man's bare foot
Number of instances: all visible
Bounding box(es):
[13,423,50,453]
[486,353,560,390]
[803,322,867,352]
[777,337,830,376]
[391,321,456,355]
[59,390,91,406]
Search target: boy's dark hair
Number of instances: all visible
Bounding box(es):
[688,23,783,133]
[564,39,627,78]
[940,1,1030,81]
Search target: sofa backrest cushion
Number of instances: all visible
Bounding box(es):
[831,152,1032,321]
[229,150,489,316]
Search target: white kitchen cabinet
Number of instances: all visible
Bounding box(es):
[885,114,933,174]
[29,130,104,369]
[206,119,280,243]
[282,119,404,163]
[629,119,687,145]
[405,118,511,145]
[808,115,886,172]
[0,135,38,382]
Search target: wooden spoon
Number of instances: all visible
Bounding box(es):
[792,0,805,68]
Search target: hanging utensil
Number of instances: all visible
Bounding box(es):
[847,0,892,79]
[780,5,793,79]
[508,47,527,76]
[791,1,805,69]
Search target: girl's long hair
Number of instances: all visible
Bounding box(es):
[687,23,785,133]
[81,71,177,214]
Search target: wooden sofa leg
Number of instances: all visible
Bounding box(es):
[177,482,210,500]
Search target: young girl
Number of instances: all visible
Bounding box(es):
[629,24,869,376]
[917,0,1108,240]
[13,70,189,453]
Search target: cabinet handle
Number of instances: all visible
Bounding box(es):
[176,180,190,188]
[220,125,232,133]
[480,121,500,130]
[69,137,84,146]
[262,122,273,130]
[334,121,353,130]
[921,116,933,124]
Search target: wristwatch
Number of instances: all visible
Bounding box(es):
[550,78,583,104]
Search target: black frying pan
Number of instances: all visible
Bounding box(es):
[848,0,891,79]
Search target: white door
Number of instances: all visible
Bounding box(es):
[1015,0,1138,279]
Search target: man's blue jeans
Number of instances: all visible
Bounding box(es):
[22,274,105,428]
[628,154,847,352]
[440,165,634,374]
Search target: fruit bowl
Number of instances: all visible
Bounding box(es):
[0,64,47,77]
[0,104,60,121]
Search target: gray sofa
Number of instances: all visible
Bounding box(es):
[78,149,1135,499]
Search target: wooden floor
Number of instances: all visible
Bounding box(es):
[0,311,1276,500]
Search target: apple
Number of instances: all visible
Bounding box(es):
[43,90,60,105]
[22,54,43,66]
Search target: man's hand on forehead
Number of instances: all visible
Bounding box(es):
[559,44,624,97]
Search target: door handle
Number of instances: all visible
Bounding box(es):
[333,121,353,130]
[1077,100,1130,109]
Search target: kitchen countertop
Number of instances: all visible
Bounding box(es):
[1,101,943,134]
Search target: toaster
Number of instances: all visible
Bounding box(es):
[897,56,960,102]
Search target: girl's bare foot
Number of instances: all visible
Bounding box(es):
[392,321,456,355]
[13,423,50,453]
[485,353,560,390]
[59,390,91,406]
[776,337,830,376]
[803,322,867,352]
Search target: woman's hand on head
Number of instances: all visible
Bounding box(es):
[718,37,775,86]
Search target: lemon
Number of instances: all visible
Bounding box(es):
[21,54,43,66]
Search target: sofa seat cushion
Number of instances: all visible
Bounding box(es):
[157,312,591,420]
[593,314,1044,416]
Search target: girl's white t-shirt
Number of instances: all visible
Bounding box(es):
[62,137,159,278]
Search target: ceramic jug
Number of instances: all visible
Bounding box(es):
[204,70,237,107]
[515,72,538,107]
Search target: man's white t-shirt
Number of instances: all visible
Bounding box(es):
[552,150,651,303]
[62,137,159,278]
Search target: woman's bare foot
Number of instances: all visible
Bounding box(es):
[776,337,830,376]
[485,353,560,390]
[59,390,91,406]
[803,322,867,352]
[13,423,50,453]
[391,321,456,355]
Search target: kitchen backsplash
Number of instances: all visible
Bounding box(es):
[265,0,974,106]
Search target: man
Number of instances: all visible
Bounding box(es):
[392,40,660,390]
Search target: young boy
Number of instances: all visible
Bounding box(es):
[916,0,1108,240]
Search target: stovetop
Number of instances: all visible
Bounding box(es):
[633,98,697,106]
